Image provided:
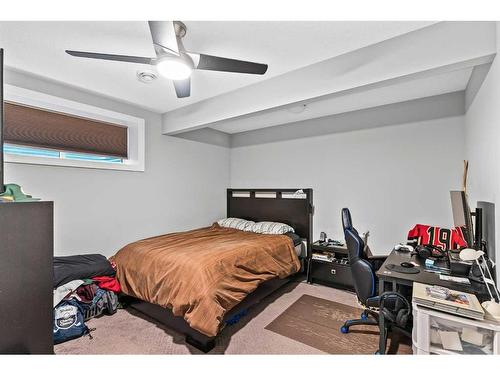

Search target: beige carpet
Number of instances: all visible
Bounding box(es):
[55,281,393,355]
[266,294,412,354]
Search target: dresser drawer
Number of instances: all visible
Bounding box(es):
[0,202,53,354]
[311,260,353,289]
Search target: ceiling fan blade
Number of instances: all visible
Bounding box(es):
[148,21,179,56]
[193,53,268,75]
[66,50,154,65]
[173,78,191,98]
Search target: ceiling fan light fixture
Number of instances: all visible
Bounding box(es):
[156,56,193,80]
[66,21,269,99]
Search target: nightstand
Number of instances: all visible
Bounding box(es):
[307,240,354,291]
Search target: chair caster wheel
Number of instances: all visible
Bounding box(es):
[361,312,368,321]
[340,325,349,334]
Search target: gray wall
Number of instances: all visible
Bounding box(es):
[465,22,500,283]
[231,116,465,255]
[4,70,230,257]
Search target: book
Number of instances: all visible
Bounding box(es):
[413,282,484,320]
[439,274,471,285]
[312,253,334,262]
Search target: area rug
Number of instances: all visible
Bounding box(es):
[265,294,412,354]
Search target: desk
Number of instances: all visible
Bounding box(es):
[376,250,490,301]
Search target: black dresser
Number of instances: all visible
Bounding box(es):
[0,201,53,354]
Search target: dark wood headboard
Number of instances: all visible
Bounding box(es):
[227,188,313,249]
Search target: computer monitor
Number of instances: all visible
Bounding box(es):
[478,201,495,261]
[450,190,475,248]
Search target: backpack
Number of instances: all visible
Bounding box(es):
[53,299,89,344]
[83,290,119,321]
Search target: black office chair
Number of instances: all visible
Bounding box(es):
[341,208,386,270]
[340,208,412,354]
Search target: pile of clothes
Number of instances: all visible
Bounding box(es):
[53,254,121,344]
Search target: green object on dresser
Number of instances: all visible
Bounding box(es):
[0,183,40,202]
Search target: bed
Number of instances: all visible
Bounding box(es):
[113,188,313,352]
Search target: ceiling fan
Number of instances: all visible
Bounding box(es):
[65,21,268,98]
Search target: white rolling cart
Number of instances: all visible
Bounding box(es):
[412,302,500,355]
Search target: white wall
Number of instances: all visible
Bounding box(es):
[231,116,465,255]
[464,22,500,283]
[1,71,472,262]
[4,71,230,258]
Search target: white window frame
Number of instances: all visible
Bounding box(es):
[4,85,145,172]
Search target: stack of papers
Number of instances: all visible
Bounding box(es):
[413,282,484,320]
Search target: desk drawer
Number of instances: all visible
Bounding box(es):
[311,261,353,288]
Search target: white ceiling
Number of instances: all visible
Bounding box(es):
[0,21,435,113]
[210,67,473,134]
[161,21,496,136]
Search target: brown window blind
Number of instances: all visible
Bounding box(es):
[4,102,128,158]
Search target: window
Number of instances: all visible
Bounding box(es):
[3,144,123,163]
[3,85,145,171]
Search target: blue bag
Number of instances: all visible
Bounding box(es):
[53,299,89,344]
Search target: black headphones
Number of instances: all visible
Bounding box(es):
[414,244,447,259]
[379,292,411,328]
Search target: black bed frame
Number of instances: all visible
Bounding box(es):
[127,188,313,353]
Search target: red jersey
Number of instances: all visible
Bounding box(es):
[407,224,467,250]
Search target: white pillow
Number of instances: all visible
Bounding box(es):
[250,221,295,235]
[217,217,254,231]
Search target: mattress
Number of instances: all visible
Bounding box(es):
[283,232,304,257]
[112,224,300,337]
[294,242,304,257]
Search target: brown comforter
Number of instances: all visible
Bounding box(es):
[112,223,300,337]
